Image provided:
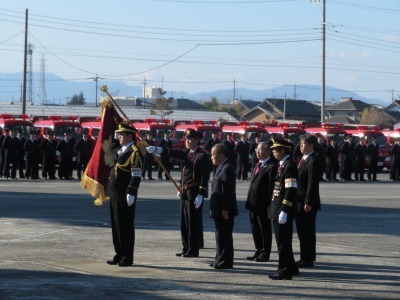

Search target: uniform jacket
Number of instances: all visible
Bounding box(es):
[158,138,172,158]
[245,157,278,213]
[24,138,39,160]
[325,143,338,160]
[2,135,19,162]
[366,143,379,162]
[74,138,93,163]
[234,140,250,160]
[107,144,143,199]
[39,138,57,163]
[389,143,400,161]
[354,144,366,164]
[296,152,321,212]
[249,142,259,166]
[268,156,298,220]
[209,159,238,219]
[204,138,220,151]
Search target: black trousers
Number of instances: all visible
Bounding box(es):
[368,159,378,180]
[249,210,272,259]
[295,210,317,262]
[142,155,154,178]
[180,189,202,254]
[76,159,88,180]
[326,159,337,180]
[273,219,298,276]
[213,217,234,267]
[158,156,171,179]
[110,196,136,264]
[354,159,365,180]
[236,156,248,180]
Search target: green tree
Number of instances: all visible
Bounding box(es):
[149,88,174,119]
[68,92,86,105]
[203,97,220,111]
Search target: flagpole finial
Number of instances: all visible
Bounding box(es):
[100,85,108,93]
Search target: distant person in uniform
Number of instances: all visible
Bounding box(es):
[366,136,379,181]
[0,129,4,178]
[142,131,155,180]
[234,134,250,180]
[204,131,220,152]
[389,138,400,182]
[24,130,40,180]
[2,128,19,180]
[223,133,235,165]
[16,129,26,179]
[157,130,172,180]
[339,134,354,181]
[106,123,143,267]
[325,137,338,181]
[74,129,94,180]
[249,134,261,171]
[57,129,74,180]
[354,137,366,181]
[39,130,58,180]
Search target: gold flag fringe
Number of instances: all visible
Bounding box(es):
[80,171,109,206]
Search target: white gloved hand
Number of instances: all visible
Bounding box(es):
[147,146,156,153]
[127,194,136,206]
[278,211,287,224]
[177,191,182,199]
[194,194,203,209]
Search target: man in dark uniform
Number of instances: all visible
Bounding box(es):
[314,134,327,181]
[148,129,212,258]
[367,136,379,181]
[57,130,74,180]
[157,130,172,180]
[39,130,58,180]
[141,131,155,180]
[74,129,93,180]
[249,134,261,171]
[354,137,367,181]
[339,134,354,181]
[268,139,299,280]
[245,141,277,263]
[16,129,26,179]
[106,123,143,267]
[0,129,4,178]
[24,130,40,180]
[204,131,220,152]
[2,128,19,180]
[389,138,400,182]
[325,137,338,181]
[223,133,235,165]
[296,134,321,268]
[234,134,250,180]
[209,143,238,269]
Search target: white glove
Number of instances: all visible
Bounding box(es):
[127,194,136,206]
[194,194,203,209]
[147,146,163,154]
[177,191,182,199]
[278,211,287,224]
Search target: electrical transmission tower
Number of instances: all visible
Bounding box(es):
[38,54,47,105]
[27,43,34,104]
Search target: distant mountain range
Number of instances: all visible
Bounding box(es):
[0,72,387,106]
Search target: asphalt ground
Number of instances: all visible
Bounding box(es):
[0,170,399,299]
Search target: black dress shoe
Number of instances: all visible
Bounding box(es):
[254,256,270,262]
[209,263,215,268]
[213,264,233,270]
[118,262,133,267]
[268,273,292,280]
[297,260,314,268]
[148,178,155,180]
[182,252,199,258]
[246,250,261,261]
[106,260,118,265]
[292,269,300,276]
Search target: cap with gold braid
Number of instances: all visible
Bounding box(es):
[115,123,137,134]
[270,138,293,149]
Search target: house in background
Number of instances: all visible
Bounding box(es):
[232,99,261,115]
[241,98,320,122]
[325,97,371,123]
[383,100,400,124]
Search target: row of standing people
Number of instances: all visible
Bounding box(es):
[0,128,94,180]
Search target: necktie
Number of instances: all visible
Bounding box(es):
[298,158,305,169]
[254,161,262,175]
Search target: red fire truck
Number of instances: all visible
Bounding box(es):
[382,128,400,146]
[81,117,102,139]
[33,115,82,141]
[304,123,347,144]
[341,125,390,170]
[263,121,306,145]
[0,114,34,137]
[220,121,270,143]
[174,120,222,150]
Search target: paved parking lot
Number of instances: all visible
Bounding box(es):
[0,171,399,299]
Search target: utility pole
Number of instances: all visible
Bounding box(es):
[87,74,104,107]
[141,77,147,108]
[310,0,326,122]
[283,92,287,121]
[293,83,297,100]
[233,78,236,110]
[22,9,28,114]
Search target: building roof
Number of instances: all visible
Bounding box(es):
[327,99,371,111]
[238,99,261,110]
[325,115,357,124]
[176,98,205,110]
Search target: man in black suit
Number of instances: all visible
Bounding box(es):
[39,130,58,180]
[24,130,40,180]
[315,134,327,181]
[249,134,261,171]
[325,137,338,181]
[106,123,143,267]
[148,129,212,258]
[141,131,155,180]
[245,141,277,262]
[2,128,19,180]
[354,137,366,181]
[16,129,26,179]
[367,136,379,181]
[234,134,250,180]
[157,130,172,180]
[74,129,94,180]
[209,143,238,269]
[204,131,220,152]
[268,139,299,280]
[339,134,354,181]
[389,138,400,181]
[296,134,321,268]
[223,133,235,165]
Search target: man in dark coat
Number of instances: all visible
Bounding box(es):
[339,135,354,181]
[249,134,261,171]
[106,123,143,267]
[314,134,327,181]
[245,141,277,262]
[268,139,299,280]
[74,129,93,180]
[39,130,58,180]
[57,130,74,180]
[295,134,321,268]
[0,130,4,178]
[16,129,26,179]
[354,137,366,181]
[2,128,19,179]
[148,128,212,258]
[223,133,235,165]
[24,130,40,180]
[204,131,220,152]
[325,137,338,181]
[141,131,155,180]
[389,138,400,181]
[366,136,379,181]
[209,143,238,269]
[234,134,250,180]
[157,130,172,180]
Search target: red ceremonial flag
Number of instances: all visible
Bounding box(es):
[81,99,122,205]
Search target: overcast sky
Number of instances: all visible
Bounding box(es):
[1,0,399,102]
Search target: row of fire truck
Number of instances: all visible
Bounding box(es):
[0,113,397,169]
